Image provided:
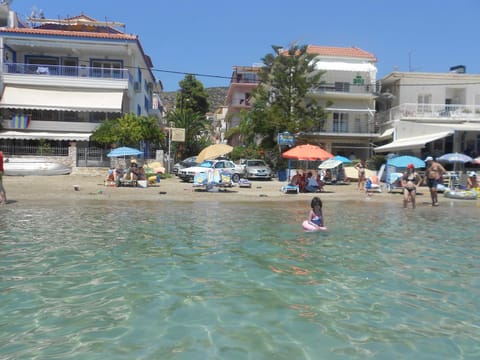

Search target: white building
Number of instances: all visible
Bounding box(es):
[375,69,480,158]
[0,3,161,167]
[301,45,378,159]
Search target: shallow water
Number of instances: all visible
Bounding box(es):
[1,199,480,359]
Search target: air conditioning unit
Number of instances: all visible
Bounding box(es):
[133,81,141,93]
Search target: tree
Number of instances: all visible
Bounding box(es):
[91,113,163,148]
[166,108,211,159]
[239,43,331,163]
[176,74,209,115]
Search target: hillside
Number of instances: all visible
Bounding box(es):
[160,87,229,113]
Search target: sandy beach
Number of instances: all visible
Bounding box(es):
[2,172,455,206]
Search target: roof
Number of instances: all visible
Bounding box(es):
[0,26,137,41]
[306,45,377,62]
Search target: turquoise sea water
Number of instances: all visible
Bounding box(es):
[1,199,480,359]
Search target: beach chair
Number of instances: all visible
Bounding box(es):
[193,171,209,188]
[387,172,403,193]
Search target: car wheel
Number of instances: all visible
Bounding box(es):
[232,173,240,183]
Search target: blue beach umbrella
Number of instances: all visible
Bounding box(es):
[107,146,143,157]
[333,155,352,164]
[387,155,425,169]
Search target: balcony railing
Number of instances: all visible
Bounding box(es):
[376,103,480,126]
[311,82,378,95]
[2,62,131,81]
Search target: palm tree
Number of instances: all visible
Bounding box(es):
[166,109,211,159]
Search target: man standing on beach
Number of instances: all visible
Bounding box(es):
[0,150,7,204]
[424,156,446,207]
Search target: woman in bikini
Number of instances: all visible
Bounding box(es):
[354,159,367,191]
[401,163,422,209]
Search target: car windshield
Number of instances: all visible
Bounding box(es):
[199,161,214,168]
[247,160,265,166]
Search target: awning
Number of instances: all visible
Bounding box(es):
[377,128,394,140]
[0,86,123,112]
[374,131,453,153]
[0,130,91,141]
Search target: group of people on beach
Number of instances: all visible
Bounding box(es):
[105,158,146,186]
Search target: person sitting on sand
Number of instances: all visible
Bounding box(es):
[467,171,478,190]
[305,172,320,192]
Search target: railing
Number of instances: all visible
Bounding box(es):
[311,83,378,95]
[0,144,69,156]
[3,62,131,81]
[376,103,480,126]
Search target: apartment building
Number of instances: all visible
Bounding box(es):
[375,68,480,158]
[224,46,378,159]
[0,3,161,167]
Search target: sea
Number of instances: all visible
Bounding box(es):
[1,198,479,359]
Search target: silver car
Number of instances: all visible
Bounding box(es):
[243,159,272,180]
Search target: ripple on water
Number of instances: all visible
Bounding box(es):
[1,200,480,359]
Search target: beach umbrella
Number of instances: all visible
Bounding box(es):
[473,156,480,165]
[387,155,425,169]
[196,143,233,163]
[333,155,352,164]
[436,152,473,163]
[436,152,473,173]
[282,144,333,161]
[107,146,143,157]
[318,159,342,169]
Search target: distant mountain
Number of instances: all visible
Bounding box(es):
[160,87,229,113]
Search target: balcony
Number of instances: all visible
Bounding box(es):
[376,103,480,126]
[2,62,131,89]
[3,62,130,79]
[310,82,378,98]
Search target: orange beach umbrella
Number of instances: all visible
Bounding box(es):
[282,144,333,161]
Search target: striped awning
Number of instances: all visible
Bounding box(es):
[0,130,91,141]
[0,86,123,112]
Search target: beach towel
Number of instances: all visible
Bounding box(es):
[11,115,30,129]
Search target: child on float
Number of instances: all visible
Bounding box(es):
[307,196,325,230]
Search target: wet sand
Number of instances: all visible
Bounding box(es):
[2,173,450,206]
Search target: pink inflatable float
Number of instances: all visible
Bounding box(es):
[302,220,327,232]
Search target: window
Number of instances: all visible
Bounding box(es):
[334,82,350,92]
[91,60,122,78]
[333,113,349,133]
[417,94,432,113]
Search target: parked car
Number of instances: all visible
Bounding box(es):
[243,159,273,180]
[178,159,243,183]
[173,156,197,176]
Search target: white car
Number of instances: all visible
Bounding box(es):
[178,159,243,183]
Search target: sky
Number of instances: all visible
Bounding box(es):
[10,0,480,91]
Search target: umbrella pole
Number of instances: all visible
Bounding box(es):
[288,159,291,181]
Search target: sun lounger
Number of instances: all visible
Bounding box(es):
[118,179,137,187]
[193,170,233,191]
[281,184,300,194]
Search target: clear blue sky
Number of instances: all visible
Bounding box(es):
[10,0,480,91]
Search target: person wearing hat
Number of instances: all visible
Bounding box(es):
[424,156,446,206]
[467,171,478,190]
[401,163,422,209]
